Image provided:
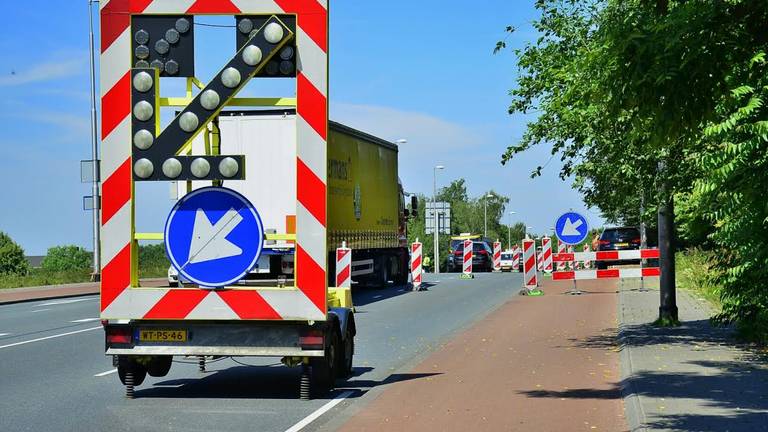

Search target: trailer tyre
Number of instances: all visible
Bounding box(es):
[338,325,354,378]
[117,358,147,386]
[310,329,339,395]
[147,355,173,377]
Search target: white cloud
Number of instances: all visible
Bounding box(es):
[0,53,87,87]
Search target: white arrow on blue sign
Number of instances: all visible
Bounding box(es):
[164,187,264,287]
[555,211,589,245]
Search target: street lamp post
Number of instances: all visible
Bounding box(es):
[87,0,101,281]
[526,226,533,239]
[433,165,445,274]
[483,193,494,238]
[507,211,516,249]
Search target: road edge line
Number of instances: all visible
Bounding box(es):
[284,390,354,432]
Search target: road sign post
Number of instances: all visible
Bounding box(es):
[554,212,589,295]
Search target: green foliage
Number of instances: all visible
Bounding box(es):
[676,249,722,309]
[0,231,28,276]
[41,245,91,272]
[138,243,171,278]
[690,52,768,344]
[499,0,768,341]
[0,268,91,289]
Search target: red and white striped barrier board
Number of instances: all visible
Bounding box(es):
[541,237,553,273]
[99,0,328,321]
[335,244,352,288]
[511,245,520,272]
[462,239,473,275]
[411,241,423,288]
[536,248,543,271]
[522,239,537,289]
[567,245,575,270]
[493,241,502,271]
[552,249,661,281]
[553,249,660,262]
[553,268,660,281]
[557,240,566,271]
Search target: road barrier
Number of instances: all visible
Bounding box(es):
[461,239,473,278]
[582,244,592,269]
[411,241,422,289]
[567,245,575,270]
[335,242,351,288]
[541,237,553,273]
[552,249,660,281]
[493,241,502,272]
[557,240,566,271]
[522,239,538,289]
[511,245,520,272]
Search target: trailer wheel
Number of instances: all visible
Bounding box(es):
[338,325,354,378]
[117,357,147,386]
[147,355,172,377]
[310,328,339,395]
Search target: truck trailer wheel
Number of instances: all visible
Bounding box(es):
[117,357,147,386]
[146,355,173,377]
[310,328,339,395]
[337,325,354,378]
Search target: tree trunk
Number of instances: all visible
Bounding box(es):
[657,180,678,322]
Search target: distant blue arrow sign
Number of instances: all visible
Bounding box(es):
[164,187,264,287]
[555,212,589,245]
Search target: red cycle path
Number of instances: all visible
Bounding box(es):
[339,278,627,431]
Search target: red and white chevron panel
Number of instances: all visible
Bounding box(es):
[557,240,566,271]
[335,245,351,288]
[462,239,473,275]
[492,241,501,272]
[511,245,520,272]
[99,0,328,321]
[541,237,552,273]
[522,239,537,289]
[411,242,422,288]
[552,267,660,281]
[582,244,591,269]
[536,248,543,272]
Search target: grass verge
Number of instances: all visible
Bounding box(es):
[0,268,92,289]
[676,248,722,311]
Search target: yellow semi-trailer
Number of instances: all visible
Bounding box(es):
[186,110,412,287]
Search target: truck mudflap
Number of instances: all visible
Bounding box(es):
[105,322,325,357]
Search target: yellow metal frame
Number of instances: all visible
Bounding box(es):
[134,232,296,242]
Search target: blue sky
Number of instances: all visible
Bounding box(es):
[0,1,602,255]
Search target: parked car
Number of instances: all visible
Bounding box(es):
[447,241,494,272]
[596,227,642,269]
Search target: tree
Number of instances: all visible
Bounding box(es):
[498,0,768,323]
[0,232,28,276]
[41,245,91,272]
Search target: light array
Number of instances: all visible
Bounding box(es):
[132,15,195,77]
[236,15,297,78]
[131,15,294,181]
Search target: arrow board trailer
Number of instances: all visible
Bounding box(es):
[98,2,361,400]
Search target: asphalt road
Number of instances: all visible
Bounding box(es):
[0,272,522,432]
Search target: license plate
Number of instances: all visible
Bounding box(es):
[139,329,187,342]
[615,242,628,247]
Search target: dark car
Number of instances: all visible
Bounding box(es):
[596,227,643,269]
[447,241,493,272]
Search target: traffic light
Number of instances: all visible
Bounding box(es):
[131,15,295,181]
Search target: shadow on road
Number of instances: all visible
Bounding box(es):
[135,363,441,401]
[351,282,438,307]
[520,318,768,431]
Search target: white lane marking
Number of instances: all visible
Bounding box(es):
[70,318,100,323]
[31,309,52,313]
[39,298,97,307]
[284,390,354,432]
[94,369,118,377]
[0,326,101,350]
[0,333,9,337]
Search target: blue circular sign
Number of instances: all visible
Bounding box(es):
[164,187,264,287]
[555,212,589,245]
